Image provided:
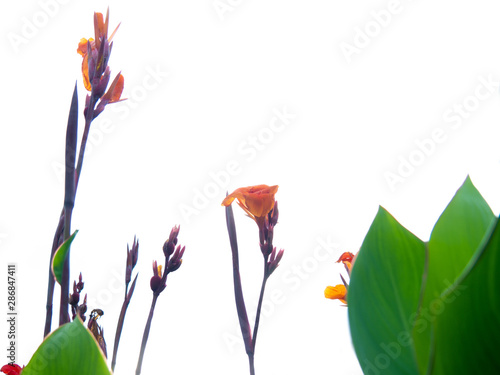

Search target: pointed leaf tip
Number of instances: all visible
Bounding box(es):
[52,230,79,285]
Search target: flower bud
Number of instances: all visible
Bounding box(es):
[76,272,84,292]
[163,225,180,257]
[150,261,166,293]
[270,201,279,226]
[267,247,284,275]
[150,275,162,292]
[87,48,96,84]
[167,245,185,273]
[69,291,79,306]
[93,66,110,99]
[126,237,139,284]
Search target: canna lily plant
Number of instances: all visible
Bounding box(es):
[222,184,285,375]
[43,7,126,336]
[3,9,187,375]
[332,176,500,374]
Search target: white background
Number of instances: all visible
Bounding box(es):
[2,1,500,374]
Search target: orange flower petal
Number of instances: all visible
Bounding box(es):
[324,284,347,304]
[343,261,352,273]
[108,73,124,103]
[352,251,358,267]
[81,53,91,91]
[77,38,89,56]
[336,252,354,264]
[94,12,107,47]
[101,73,125,103]
[222,185,278,220]
[109,22,121,42]
[221,195,236,206]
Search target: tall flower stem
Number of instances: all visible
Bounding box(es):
[44,8,125,336]
[136,293,159,375]
[111,274,138,371]
[44,90,97,335]
[225,204,253,358]
[252,261,270,353]
[58,206,73,325]
[75,94,95,189]
[44,213,64,336]
[58,84,78,326]
[249,354,255,375]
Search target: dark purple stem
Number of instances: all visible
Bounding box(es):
[225,203,254,372]
[136,292,159,375]
[59,83,78,326]
[45,85,98,335]
[112,274,138,371]
[251,260,270,354]
[44,212,64,336]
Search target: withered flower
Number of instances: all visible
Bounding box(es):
[88,309,107,357]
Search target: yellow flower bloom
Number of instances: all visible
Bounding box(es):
[324,284,347,304]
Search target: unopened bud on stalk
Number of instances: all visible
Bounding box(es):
[163,225,180,257]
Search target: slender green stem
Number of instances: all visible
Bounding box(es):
[136,293,159,375]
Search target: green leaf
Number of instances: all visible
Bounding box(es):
[52,230,78,285]
[348,206,426,375]
[22,318,111,375]
[431,216,500,374]
[412,176,495,373]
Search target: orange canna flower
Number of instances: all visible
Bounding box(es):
[222,185,278,225]
[77,9,120,91]
[77,37,94,57]
[336,252,354,264]
[77,39,94,91]
[324,284,347,304]
[336,251,358,274]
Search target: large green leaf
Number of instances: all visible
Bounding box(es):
[51,230,78,285]
[431,216,500,374]
[348,206,426,375]
[412,176,495,373]
[22,317,111,375]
